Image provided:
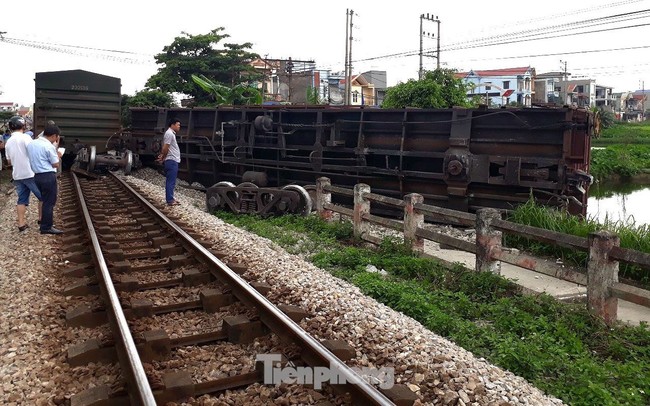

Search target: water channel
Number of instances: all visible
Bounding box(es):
[586,177,650,226]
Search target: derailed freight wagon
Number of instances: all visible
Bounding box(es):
[130,105,595,216]
[34,69,122,168]
[34,69,142,173]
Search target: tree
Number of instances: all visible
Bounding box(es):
[121,89,176,127]
[305,86,322,105]
[591,106,615,130]
[382,68,475,109]
[146,27,262,106]
[191,74,262,106]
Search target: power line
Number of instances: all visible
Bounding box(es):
[468,0,645,37]
[440,9,650,51]
[456,44,650,62]
[0,36,155,64]
[440,21,650,53]
[353,9,650,63]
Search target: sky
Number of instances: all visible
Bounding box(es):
[2,0,650,107]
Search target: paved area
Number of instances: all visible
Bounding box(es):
[427,245,650,326]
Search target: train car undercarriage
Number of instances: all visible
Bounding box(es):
[128,105,595,217]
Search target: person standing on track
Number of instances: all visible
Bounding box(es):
[27,124,63,235]
[4,116,42,232]
[156,117,181,206]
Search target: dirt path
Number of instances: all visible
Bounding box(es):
[0,169,14,217]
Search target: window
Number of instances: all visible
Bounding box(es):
[485,86,491,90]
[352,91,359,103]
[503,81,510,89]
[576,85,584,93]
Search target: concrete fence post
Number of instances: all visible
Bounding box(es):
[587,231,619,325]
[353,183,371,239]
[315,177,332,221]
[404,193,424,254]
[475,208,502,274]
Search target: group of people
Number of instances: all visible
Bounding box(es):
[0,115,181,233]
[2,115,64,235]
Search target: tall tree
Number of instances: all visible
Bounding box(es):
[146,27,262,106]
[382,68,477,109]
[121,90,177,127]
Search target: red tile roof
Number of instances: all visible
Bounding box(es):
[456,67,532,77]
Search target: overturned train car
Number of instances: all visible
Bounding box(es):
[33,70,137,174]
[129,106,594,216]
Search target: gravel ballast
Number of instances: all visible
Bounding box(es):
[0,168,564,405]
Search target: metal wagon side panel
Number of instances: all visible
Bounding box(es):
[34,70,121,154]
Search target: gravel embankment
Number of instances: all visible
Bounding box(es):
[0,168,564,405]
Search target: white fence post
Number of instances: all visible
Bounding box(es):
[404,193,424,254]
[353,183,370,239]
[587,231,619,325]
[315,177,332,221]
[475,208,502,274]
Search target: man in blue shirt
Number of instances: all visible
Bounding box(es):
[27,124,63,235]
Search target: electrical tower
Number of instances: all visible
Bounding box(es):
[419,13,440,79]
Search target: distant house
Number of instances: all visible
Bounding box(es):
[563,79,597,108]
[358,70,387,106]
[0,102,16,112]
[456,67,534,107]
[250,57,317,104]
[348,71,386,106]
[624,91,648,121]
[249,58,386,106]
[533,71,564,105]
[17,106,31,117]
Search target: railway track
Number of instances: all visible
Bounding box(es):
[58,171,414,405]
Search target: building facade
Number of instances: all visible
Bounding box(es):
[456,67,535,107]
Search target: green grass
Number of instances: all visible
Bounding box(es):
[599,121,650,141]
[590,145,650,180]
[506,198,650,285]
[590,122,650,179]
[213,210,650,406]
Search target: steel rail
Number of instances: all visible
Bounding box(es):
[72,172,157,405]
[110,172,395,406]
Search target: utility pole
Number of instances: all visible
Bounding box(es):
[344,9,350,105]
[560,60,568,104]
[346,9,354,105]
[436,15,441,69]
[418,14,441,79]
[642,80,645,121]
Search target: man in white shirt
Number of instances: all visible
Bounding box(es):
[156,117,181,206]
[5,116,42,232]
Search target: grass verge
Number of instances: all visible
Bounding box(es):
[214,211,650,406]
[505,198,650,286]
